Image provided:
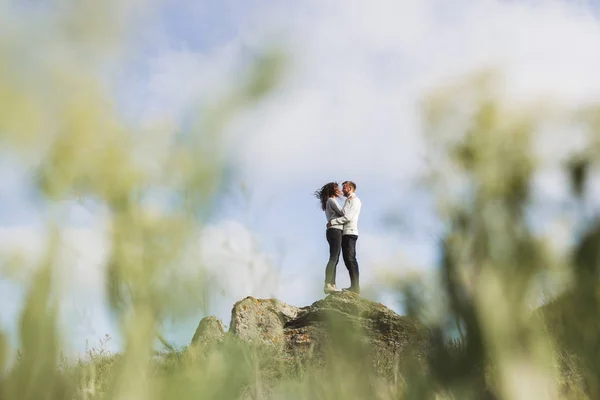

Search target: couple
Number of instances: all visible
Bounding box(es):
[315,180,362,295]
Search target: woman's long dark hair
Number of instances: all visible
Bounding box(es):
[314,182,339,211]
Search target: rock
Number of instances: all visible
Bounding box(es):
[229,297,302,349]
[284,291,430,370]
[191,316,225,347]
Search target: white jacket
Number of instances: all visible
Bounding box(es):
[329,193,361,236]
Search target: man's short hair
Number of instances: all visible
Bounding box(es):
[343,181,356,191]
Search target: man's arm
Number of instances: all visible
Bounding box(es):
[330,198,360,225]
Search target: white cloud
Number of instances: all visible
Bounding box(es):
[0,224,116,354]
[135,0,600,192]
[198,219,280,299]
[0,218,286,348]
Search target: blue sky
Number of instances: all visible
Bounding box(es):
[3,0,600,356]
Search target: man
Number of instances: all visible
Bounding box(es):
[327,181,361,294]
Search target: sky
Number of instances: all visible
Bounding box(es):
[3,0,600,356]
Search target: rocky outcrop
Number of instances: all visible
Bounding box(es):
[191,291,430,373]
[229,297,302,349]
[283,291,429,362]
[191,315,225,347]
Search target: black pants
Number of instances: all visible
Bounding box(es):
[342,234,360,292]
[325,228,342,285]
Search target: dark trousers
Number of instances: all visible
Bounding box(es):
[342,234,360,292]
[325,228,342,285]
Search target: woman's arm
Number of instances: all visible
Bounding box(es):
[328,198,344,217]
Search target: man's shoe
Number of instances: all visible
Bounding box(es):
[342,287,360,295]
[324,283,341,294]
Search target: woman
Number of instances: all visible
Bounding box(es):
[314,182,344,294]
